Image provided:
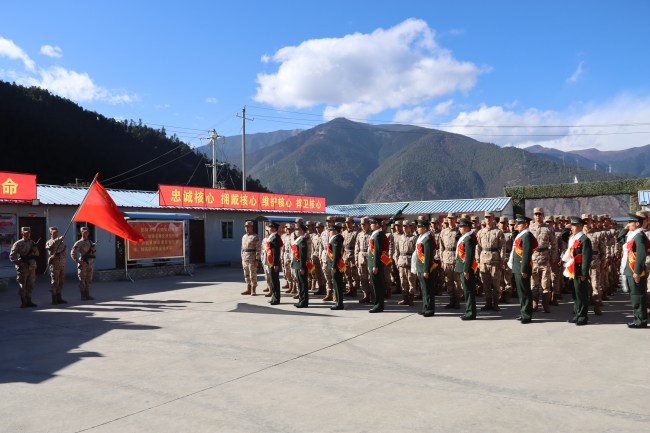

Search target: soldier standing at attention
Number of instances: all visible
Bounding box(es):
[529,207,557,313]
[321,216,336,301]
[582,214,606,315]
[282,224,296,295]
[240,220,260,296]
[310,222,326,295]
[390,220,403,296]
[45,227,67,305]
[291,223,309,308]
[261,225,273,297]
[266,222,283,305]
[476,211,506,311]
[456,218,478,320]
[342,217,360,297]
[439,213,462,309]
[415,218,436,317]
[396,220,417,306]
[355,217,372,303]
[10,226,39,308]
[382,220,396,299]
[562,217,592,326]
[621,213,648,328]
[368,218,388,313]
[71,227,96,301]
[508,215,537,324]
[327,222,345,310]
[499,217,514,304]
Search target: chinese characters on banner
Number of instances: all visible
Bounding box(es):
[0,171,37,201]
[158,185,326,213]
[126,221,184,260]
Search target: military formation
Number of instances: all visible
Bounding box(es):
[9,226,98,308]
[240,209,649,329]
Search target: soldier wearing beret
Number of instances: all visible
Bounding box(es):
[241,221,260,296]
[621,213,648,328]
[9,226,39,308]
[71,227,96,301]
[562,217,592,326]
[45,226,67,305]
[508,215,537,324]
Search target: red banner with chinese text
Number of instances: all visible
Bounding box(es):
[0,171,37,201]
[159,185,326,213]
[126,221,184,260]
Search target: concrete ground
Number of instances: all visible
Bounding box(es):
[0,268,648,433]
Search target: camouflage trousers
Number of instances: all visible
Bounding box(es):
[479,263,502,306]
[322,263,333,291]
[49,260,66,294]
[344,256,359,290]
[77,261,94,292]
[398,265,416,295]
[242,259,258,289]
[283,259,294,285]
[357,258,370,294]
[589,261,603,302]
[16,263,36,298]
[309,257,326,290]
[531,264,552,300]
[442,263,462,299]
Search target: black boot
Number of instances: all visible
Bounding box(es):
[57,293,67,304]
[80,291,87,301]
[20,296,27,308]
[26,297,37,307]
[85,291,94,300]
[52,293,59,305]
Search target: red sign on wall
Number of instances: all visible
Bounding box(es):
[0,171,37,201]
[158,185,326,213]
[126,221,184,260]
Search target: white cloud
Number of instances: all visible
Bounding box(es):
[0,36,35,71]
[441,94,650,151]
[205,97,218,104]
[393,100,454,124]
[254,19,484,120]
[567,61,584,83]
[40,44,63,58]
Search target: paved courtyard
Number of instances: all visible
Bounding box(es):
[1,267,648,433]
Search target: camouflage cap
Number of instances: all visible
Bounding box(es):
[21,226,31,232]
[360,217,369,224]
[315,221,324,228]
[306,220,314,225]
[580,213,591,220]
[394,220,402,226]
[498,216,508,223]
[544,215,553,223]
[533,207,544,214]
[49,226,59,231]
[325,216,336,222]
[80,227,89,232]
[244,220,254,227]
[470,215,479,222]
[446,212,456,218]
[402,219,413,226]
[286,223,294,230]
[345,217,354,223]
[484,211,494,217]
[635,210,650,219]
[294,217,304,224]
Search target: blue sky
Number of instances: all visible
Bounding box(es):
[1,0,649,151]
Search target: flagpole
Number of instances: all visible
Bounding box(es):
[62,173,100,239]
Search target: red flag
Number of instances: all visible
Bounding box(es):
[73,175,145,244]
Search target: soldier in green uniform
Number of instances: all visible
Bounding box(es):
[291,223,309,308]
[508,215,537,324]
[327,222,345,310]
[415,218,436,317]
[621,213,648,328]
[455,218,477,320]
[368,218,388,313]
[9,226,39,308]
[266,222,283,305]
[562,217,592,326]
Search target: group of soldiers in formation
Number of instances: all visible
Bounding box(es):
[241,207,649,328]
[9,226,97,308]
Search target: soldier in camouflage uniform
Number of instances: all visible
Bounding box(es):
[498,217,514,303]
[395,219,417,306]
[430,219,443,296]
[439,212,462,309]
[321,216,336,301]
[10,226,39,308]
[71,227,96,301]
[529,207,557,313]
[282,224,296,294]
[45,226,67,305]
[240,221,260,296]
[310,222,326,295]
[342,217,360,296]
[391,221,403,295]
[582,214,606,315]
[355,217,372,303]
[261,225,273,297]
[476,211,506,311]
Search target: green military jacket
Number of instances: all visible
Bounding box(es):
[266,232,282,268]
[454,232,476,273]
[623,229,648,276]
[415,231,435,273]
[367,229,386,270]
[568,233,592,277]
[291,235,308,270]
[327,233,343,272]
[512,229,536,275]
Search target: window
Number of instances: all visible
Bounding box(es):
[221,221,233,239]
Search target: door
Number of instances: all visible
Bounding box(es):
[189,219,205,264]
[18,216,47,274]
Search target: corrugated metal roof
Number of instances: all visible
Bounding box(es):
[638,190,650,206]
[33,184,312,214]
[328,197,512,217]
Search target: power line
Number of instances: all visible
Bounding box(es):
[102,144,186,183]
[104,149,194,187]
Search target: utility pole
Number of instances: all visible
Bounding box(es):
[205,129,223,188]
[236,106,254,191]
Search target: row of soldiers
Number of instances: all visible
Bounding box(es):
[9,226,97,308]
[241,207,645,318]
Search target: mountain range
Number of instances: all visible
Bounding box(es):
[200,118,633,205]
